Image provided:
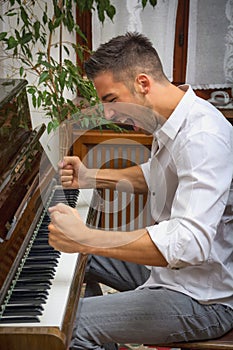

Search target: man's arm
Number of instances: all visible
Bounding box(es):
[59,156,148,193]
[48,204,167,267]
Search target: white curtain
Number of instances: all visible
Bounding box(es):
[186,0,233,89]
[92,0,178,82]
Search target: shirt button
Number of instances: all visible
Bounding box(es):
[152,192,156,196]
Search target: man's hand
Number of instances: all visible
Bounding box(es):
[49,203,88,242]
[58,156,91,189]
[58,156,148,193]
[48,223,86,254]
[48,203,91,253]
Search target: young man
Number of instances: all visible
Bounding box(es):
[48,33,233,349]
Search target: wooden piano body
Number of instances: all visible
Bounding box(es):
[0,79,99,350]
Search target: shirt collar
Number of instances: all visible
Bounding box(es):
[154,85,197,143]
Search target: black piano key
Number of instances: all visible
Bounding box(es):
[32,237,49,243]
[28,252,60,259]
[16,279,52,287]
[10,288,48,295]
[29,246,58,252]
[36,229,49,234]
[41,220,50,226]
[39,219,51,227]
[0,315,40,323]
[16,274,54,283]
[10,289,48,298]
[13,284,51,291]
[3,305,43,316]
[8,298,46,306]
[17,275,52,282]
[9,293,47,303]
[38,226,49,231]
[5,303,44,310]
[25,255,59,263]
[21,266,56,274]
[22,261,58,268]
[19,271,55,279]
[9,295,47,304]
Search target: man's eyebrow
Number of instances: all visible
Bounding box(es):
[102,93,115,102]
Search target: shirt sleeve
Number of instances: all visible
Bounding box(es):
[146,129,233,268]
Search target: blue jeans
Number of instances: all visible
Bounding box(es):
[70,256,233,350]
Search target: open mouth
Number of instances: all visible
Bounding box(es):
[103,103,162,134]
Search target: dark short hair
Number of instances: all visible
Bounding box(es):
[84,32,168,85]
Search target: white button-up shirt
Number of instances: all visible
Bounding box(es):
[140,85,233,308]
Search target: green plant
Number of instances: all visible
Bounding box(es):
[0,0,157,133]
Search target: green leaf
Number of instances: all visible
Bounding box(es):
[39,71,49,84]
[21,32,32,45]
[54,16,63,29]
[106,5,116,20]
[27,87,36,94]
[42,11,48,25]
[48,19,54,32]
[50,119,60,131]
[40,60,54,69]
[34,21,40,40]
[37,95,42,108]
[97,7,105,23]
[0,32,7,41]
[149,0,157,6]
[6,36,18,49]
[63,8,75,32]
[32,94,37,108]
[5,11,17,17]
[21,44,32,59]
[20,6,29,26]
[15,29,21,41]
[141,0,147,8]
[59,70,67,90]
[19,66,24,77]
[74,24,87,42]
[63,45,70,56]
[52,0,62,17]
[47,121,53,134]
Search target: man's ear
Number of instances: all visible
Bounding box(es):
[135,74,150,94]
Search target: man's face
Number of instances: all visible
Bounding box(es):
[93,71,163,134]
[93,71,149,131]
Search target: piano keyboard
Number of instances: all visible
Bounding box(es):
[0,187,93,328]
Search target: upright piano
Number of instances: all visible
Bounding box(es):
[0,79,99,350]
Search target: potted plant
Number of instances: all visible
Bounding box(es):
[0,0,157,134]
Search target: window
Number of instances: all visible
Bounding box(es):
[76,0,233,109]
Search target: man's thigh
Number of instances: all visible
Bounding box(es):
[72,287,233,349]
[84,255,150,292]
